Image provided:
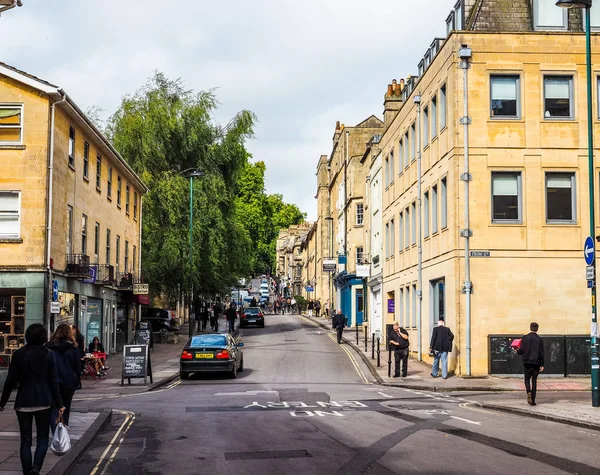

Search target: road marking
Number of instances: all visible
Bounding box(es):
[327,333,370,385]
[215,390,277,396]
[459,402,498,416]
[449,415,481,426]
[90,410,135,475]
[377,391,394,398]
[424,409,452,415]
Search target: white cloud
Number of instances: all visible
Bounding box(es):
[3,0,452,220]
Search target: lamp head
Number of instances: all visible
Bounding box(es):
[556,0,592,8]
[190,171,205,178]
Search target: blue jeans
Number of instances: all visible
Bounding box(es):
[16,408,52,474]
[432,351,449,378]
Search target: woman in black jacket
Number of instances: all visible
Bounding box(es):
[47,323,81,431]
[0,323,64,475]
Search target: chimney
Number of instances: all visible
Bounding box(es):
[335,121,341,131]
[383,78,403,132]
[333,120,342,144]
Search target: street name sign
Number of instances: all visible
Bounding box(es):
[587,266,595,281]
[323,260,337,273]
[356,265,370,278]
[50,302,60,314]
[584,236,595,265]
[133,283,149,295]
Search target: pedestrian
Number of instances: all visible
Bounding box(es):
[429,318,454,379]
[46,323,81,431]
[226,302,237,334]
[70,324,85,360]
[286,298,291,314]
[517,322,545,406]
[291,297,297,314]
[332,309,347,344]
[200,302,209,331]
[325,300,330,318]
[315,300,321,318]
[250,297,257,307]
[307,299,314,317]
[389,322,410,378]
[0,323,65,475]
[212,300,222,331]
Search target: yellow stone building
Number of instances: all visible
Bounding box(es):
[0,62,146,376]
[381,0,600,375]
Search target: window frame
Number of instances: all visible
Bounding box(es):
[83,141,90,180]
[385,157,390,188]
[126,184,131,215]
[81,214,88,255]
[399,211,404,252]
[133,244,137,275]
[66,205,73,255]
[440,84,447,130]
[431,95,438,139]
[356,203,364,226]
[545,172,577,224]
[356,246,364,265]
[385,222,390,259]
[107,166,113,200]
[411,123,416,162]
[491,171,523,224]
[0,190,21,239]
[423,105,429,146]
[404,131,410,168]
[125,240,129,272]
[134,192,138,220]
[490,74,521,119]
[390,218,395,257]
[405,206,410,250]
[441,177,448,229]
[411,201,417,245]
[68,126,75,169]
[117,175,122,208]
[116,235,121,271]
[432,185,439,234]
[106,229,111,265]
[543,75,574,120]
[424,191,430,238]
[96,155,102,191]
[389,151,395,183]
[94,222,100,262]
[0,103,24,145]
[412,283,417,328]
[533,0,568,31]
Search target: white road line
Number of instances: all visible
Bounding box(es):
[214,390,278,396]
[459,402,498,416]
[450,415,481,425]
[90,410,135,475]
[377,391,394,398]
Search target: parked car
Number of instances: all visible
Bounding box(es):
[141,307,179,332]
[180,333,244,379]
[240,307,265,328]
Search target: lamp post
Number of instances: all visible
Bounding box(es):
[556,0,599,407]
[187,170,205,337]
[0,0,23,15]
[325,216,334,312]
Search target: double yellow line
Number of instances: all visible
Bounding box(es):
[327,333,370,385]
[90,409,136,475]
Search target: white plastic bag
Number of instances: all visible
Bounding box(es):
[50,422,71,456]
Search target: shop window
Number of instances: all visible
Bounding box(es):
[56,291,76,327]
[0,292,26,366]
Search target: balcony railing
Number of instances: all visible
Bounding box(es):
[117,272,133,289]
[65,254,90,277]
[95,265,116,285]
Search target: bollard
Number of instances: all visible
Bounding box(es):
[372,333,375,359]
[356,322,359,345]
[377,338,381,368]
[364,329,368,352]
[388,349,392,377]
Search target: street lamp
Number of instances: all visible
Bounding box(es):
[0,0,23,15]
[324,216,334,311]
[187,170,205,337]
[556,0,599,407]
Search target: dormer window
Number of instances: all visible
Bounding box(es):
[454,1,464,30]
[533,0,567,31]
[418,60,424,78]
[446,10,455,35]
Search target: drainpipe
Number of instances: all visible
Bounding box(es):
[45,92,67,328]
[137,195,143,340]
[459,44,473,376]
[344,130,349,258]
[415,94,423,361]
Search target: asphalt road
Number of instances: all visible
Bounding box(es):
[70,314,600,475]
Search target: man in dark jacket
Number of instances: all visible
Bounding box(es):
[517,322,544,406]
[226,303,237,334]
[212,300,222,331]
[430,318,454,379]
[389,323,409,377]
[332,309,346,344]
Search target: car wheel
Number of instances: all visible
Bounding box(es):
[260,322,265,328]
[180,371,189,381]
[239,356,244,372]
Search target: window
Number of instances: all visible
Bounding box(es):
[389,151,395,182]
[399,211,404,251]
[96,155,102,190]
[125,240,129,272]
[412,283,417,328]
[66,205,73,255]
[83,142,89,180]
[398,288,404,326]
[385,222,390,258]
[431,278,446,323]
[411,123,416,161]
[406,286,411,328]
[405,207,410,249]
[546,172,576,223]
[492,172,522,223]
[385,157,390,187]
[431,96,438,138]
[446,10,455,35]
[441,177,448,229]
[0,191,20,238]
[134,192,138,220]
[107,167,112,199]
[0,104,23,144]
[440,84,447,129]
[423,105,429,146]
[544,76,573,119]
[106,229,111,264]
[68,126,75,168]
[356,246,364,265]
[432,185,439,234]
[586,3,600,30]
[94,222,100,262]
[117,175,122,207]
[126,184,131,215]
[411,202,416,245]
[391,219,395,256]
[454,0,463,30]
[533,0,567,30]
[491,75,519,118]
[81,214,88,255]
[116,235,121,271]
[398,138,403,174]
[424,191,430,237]
[133,245,137,275]
[356,203,364,225]
[404,131,409,168]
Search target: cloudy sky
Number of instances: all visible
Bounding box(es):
[3,0,451,220]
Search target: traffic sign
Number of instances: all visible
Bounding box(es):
[50,302,60,314]
[589,281,595,289]
[52,280,58,301]
[587,266,595,281]
[584,236,595,266]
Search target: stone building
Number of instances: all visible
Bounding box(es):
[381,0,600,375]
[275,224,313,298]
[0,63,147,382]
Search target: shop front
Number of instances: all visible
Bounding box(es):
[333,271,364,327]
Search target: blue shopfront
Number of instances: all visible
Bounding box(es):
[333,271,364,327]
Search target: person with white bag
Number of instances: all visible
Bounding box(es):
[0,323,65,475]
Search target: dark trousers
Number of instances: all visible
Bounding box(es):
[524,364,540,402]
[51,386,75,433]
[16,408,52,474]
[394,349,409,377]
[201,319,208,331]
[336,327,344,343]
[228,319,235,333]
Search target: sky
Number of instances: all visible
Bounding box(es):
[3,0,451,220]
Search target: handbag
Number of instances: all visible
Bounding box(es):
[50,415,71,456]
[511,338,522,350]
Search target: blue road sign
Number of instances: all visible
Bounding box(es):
[52,280,59,301]
[585,236,595,266]
[589,280,595,289]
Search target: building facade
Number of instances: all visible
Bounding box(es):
[0,63,146,382]
[381,0,600,375]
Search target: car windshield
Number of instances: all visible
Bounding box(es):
[189,335,227,347]
[245,308,260,315]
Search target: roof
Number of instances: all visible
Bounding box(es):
[0,62,148,193]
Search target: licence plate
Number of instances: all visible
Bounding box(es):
[196,353,214,359]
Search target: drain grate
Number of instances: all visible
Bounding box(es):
[225,449,311,461]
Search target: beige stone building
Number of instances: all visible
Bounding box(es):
[0,62,146,378]
[275,223,312,298]
[381,0,599,376]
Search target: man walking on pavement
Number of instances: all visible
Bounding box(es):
[517,322,544,406]
[430,318,454,379]
[333,309,346,344]
[315,300,321,318]
[226,303,237,334]
[212,299,222,331]
[307,299,314,317]
[389,322,409,378]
